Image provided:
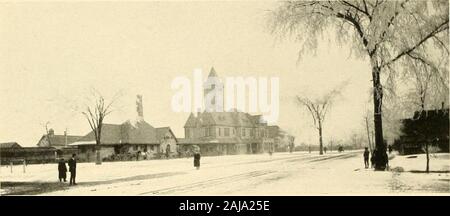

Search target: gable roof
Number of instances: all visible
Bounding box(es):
[185,111,262,128]
[0,142,22,148]
[155,127,178,143]
[73,120,176,145]
[77,123,124,144]
[184,113,198,127]
[37,134,84,147]
[50,135,84,146]
[208,67,218,78]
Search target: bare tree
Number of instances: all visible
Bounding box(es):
[349,131,366,149]
[403,46,449,173]
[41,121,52,146]
[296,83,346,155]
[82,89,121,165]
[270,0,449,170]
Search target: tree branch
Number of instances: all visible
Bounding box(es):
[382,19,449,68]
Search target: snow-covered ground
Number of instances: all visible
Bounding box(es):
[1,151,448,195]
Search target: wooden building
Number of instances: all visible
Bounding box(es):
[69,95,178,162]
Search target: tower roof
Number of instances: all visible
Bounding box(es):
[208,67,218,77]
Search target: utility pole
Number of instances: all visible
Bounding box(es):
[65,127,68,145]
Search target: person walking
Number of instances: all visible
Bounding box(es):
[68,154,77,185]
[363,147,370,169]
[58,158,67,182]
[193,150,201,170]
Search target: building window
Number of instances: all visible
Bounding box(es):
[224,128,230,136]
[242,128,246,137]
[219,128,222,136]
[250,129,254,137]
[133,145,138,150]
[210,128,214,137]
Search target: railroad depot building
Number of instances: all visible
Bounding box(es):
[178,68,295,156]
[69,95,178,162]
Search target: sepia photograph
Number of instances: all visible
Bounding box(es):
[0,0,449,199]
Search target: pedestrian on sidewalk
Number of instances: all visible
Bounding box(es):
[193,150,201,170]
[363,147,370,168]
[68,154,77,185]
[58,158,67,182]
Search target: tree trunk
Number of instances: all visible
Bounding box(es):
[372,65,387,171]
[95,142,102,165]
[95,125,102,165]
[365,117,372,152]
[318,122,323,155]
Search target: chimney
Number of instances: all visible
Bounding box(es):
[48,128,54,136]
[136,94,144,121]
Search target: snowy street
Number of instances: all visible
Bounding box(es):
[1,151,449,195]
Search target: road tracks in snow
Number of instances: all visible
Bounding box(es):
[138,170,275,195]
[138,152,359,195]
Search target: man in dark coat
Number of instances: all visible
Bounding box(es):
[193,151,201,170]
[363,147,370,168]
[68,154,77,185]
[58,158,67,182]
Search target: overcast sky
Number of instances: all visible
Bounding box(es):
[0,1,376,147]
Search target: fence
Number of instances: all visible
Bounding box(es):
[4,159,27,173]
[1,147,57,165]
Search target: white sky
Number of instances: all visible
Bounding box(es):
[0,1,375,147]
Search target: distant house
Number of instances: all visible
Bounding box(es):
[69,95,178,162]
[36,129,83,149]
[393,105,449,155]
[0,142,22,149]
